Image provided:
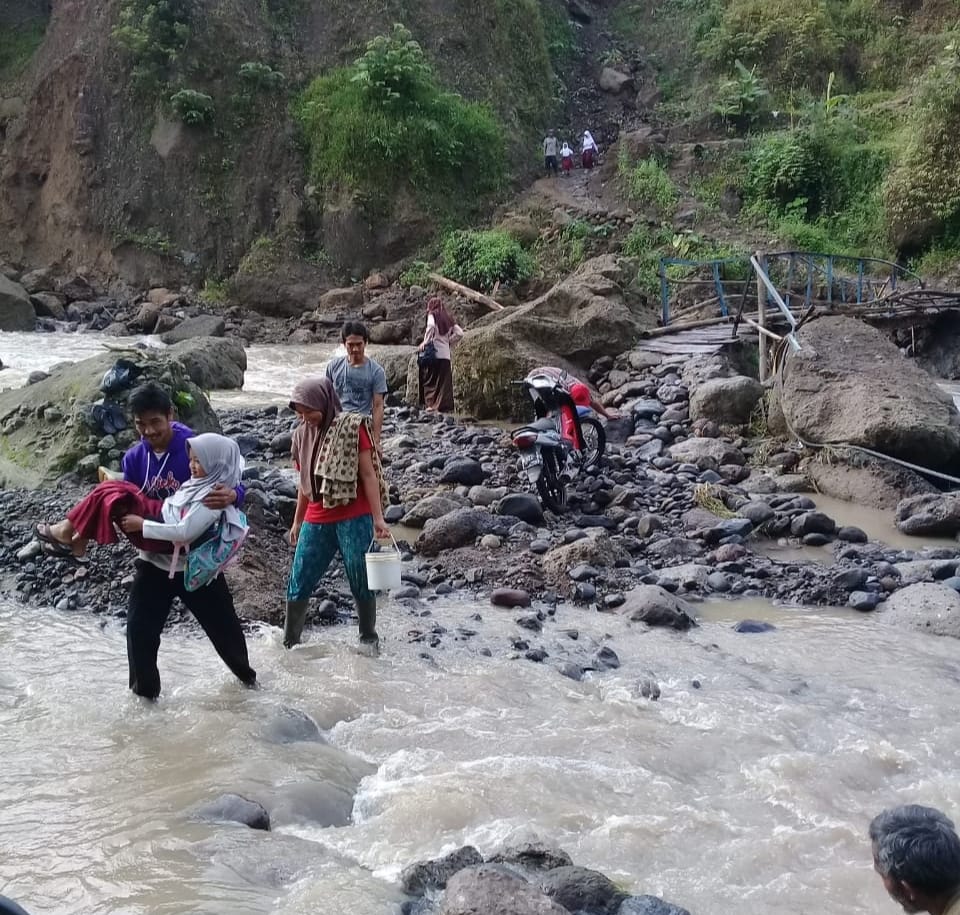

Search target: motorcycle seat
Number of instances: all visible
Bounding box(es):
[528,417,557,432]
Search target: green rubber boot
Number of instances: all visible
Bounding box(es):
[356,597,379,655]
[283,600,310,648]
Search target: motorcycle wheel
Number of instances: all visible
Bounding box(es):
[579,416,606,469]
[536,452,567,513]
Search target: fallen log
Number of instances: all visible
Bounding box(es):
[428,273,504,311]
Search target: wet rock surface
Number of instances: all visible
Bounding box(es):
[401,844,684,915]
[2,334,959,654]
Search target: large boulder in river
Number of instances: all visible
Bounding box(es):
[416,508,500,555]
[452,256,651,419]
[689,375,763,426]
[895,492,960,536]
[0,274,35,331]
[168,336,246,390]
[774,316,960,472]
[440,865,569,915]
[160,314,226,344]
[618,586,698,629]
[880,582,960,638]
[0,350,218,487]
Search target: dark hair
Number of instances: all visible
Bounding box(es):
[341,320,369,342]
[870,805,960,895]
[128,382,173,417]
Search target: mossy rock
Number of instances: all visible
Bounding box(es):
[0,349,219,488]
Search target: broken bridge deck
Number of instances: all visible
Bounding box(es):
[635,322,760,357]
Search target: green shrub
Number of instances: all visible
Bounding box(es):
[297,25,504,206]
[441,230,535,291]
[619,151,679,214]
[399,260,433,288]
[170,88,215,125]
[112,0,191,88]
[884,42,960,251]
[199,278,229,304]
[699,0,841,92]
[713,59,769,130]
[0,20,46,84]
[238,61,285,90]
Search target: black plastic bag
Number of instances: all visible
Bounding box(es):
[100,359,142,395]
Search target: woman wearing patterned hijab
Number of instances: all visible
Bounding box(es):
[285,376,390,652]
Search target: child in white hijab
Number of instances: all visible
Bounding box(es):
[560,141,574,176]
[118,432,256,700]
[120,432,246,567]
[582,130,599,169]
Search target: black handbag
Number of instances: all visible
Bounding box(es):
[418,342,437,364]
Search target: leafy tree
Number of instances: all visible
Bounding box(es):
[884,41,960,251]
[112,0,191,88]
[297,25,503,205]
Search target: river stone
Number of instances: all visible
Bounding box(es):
[895,493,960,537]
[440,457,487,486]
[618,896,692,915]
[195,793,270,831]
[880,582,960,637]
[491,588,531,608]
[739,501,775,526]
[262,706,325,744]
[599,66,634,94]
[468,485,509,506]
[416,508,498,556]
[539,865,628,915]
[168,336,247,390]
[646,537,705,561]
[790,511,837,537]
[452,256,642,418]
[402,494,468,528]
[689,375,763,427]
[833,568,869,591]
[656,563,710,590]
[733,619,775,633]
[160,314,226,344]
[594,646,620,670]
[667,437,746,466]
[540,534,630,581]
[20,267,55,294]
[267,779,357,828]
[0,350,218,488]
[848,590,883,612]
[774,316,960,472]
[495,493,545,525]
[402,845,484,896]
[0,274,35,331]
[892,559,956,585]
[441,864,568,915]
[618,585,698,630]
[488,840,573,873]
[31,292,67,320]
[837,525,869,543]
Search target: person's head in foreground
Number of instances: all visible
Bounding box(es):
[870,805,960,915]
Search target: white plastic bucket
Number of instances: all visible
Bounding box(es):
[365,534,402,591]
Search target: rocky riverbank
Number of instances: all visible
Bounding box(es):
[4,324,960,669]
[0,262,479,350]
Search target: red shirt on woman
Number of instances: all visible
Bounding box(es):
[294,426,373,524]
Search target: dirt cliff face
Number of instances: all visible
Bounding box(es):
[0,0,608,285]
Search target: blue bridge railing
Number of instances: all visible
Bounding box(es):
[659,250,923,326]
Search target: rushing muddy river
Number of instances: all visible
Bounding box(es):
[2,330,960,914]
[2,595,960,914]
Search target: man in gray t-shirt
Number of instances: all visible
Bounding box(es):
[325,320,388,447]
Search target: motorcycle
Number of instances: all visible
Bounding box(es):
[510,372,606,513]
